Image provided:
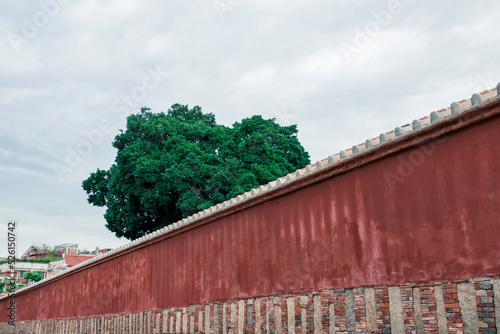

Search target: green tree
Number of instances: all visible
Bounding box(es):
[24,271,43,283]
[82,104,310,240]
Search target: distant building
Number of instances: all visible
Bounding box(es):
[0,260,49,282]
[54,243,78,255]
[20,246,36,259]
[46,253,95,277]
[20,246,54,260]
[8,243,109,280]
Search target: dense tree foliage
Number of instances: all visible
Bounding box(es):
[82,105,310,240]
[24,271,43,283]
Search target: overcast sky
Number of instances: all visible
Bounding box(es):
[0,0,499,257]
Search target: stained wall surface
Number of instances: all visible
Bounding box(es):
[2,101,500,322]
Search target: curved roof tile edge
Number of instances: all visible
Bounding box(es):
[14,83,500,293]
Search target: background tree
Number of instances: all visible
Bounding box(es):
[82,104,310,240]
[24,271,43,283]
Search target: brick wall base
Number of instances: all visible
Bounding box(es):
[2,277,499,333]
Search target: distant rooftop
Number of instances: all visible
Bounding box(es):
[63,254,95,267]
[54,243,78,249]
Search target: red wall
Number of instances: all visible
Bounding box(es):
[3,102,500,321]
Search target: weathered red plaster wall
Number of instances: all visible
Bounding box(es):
[2,104,500,321]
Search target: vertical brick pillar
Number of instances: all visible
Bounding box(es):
[230,301,237,333]
[332,288,347,332]
[442,282,464,334]
[306,295,314,331]
[299,295,309,333]
[260,297,268,333]
[268,297,275,332]
[194,305,201,333]
[207,303,214,334]
[294,296,302,333]
[419,283,438,334]
[400,284,416,334]
[475,279,496,334]
[247,299,255,333]
[274,297,283,334]
[222,302,229,334]
[354,288,367,333]
[280,296,287,334]
[321,290,331,334]
[375,286,391,332]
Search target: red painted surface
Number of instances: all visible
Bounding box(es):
[2,102,500,321]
